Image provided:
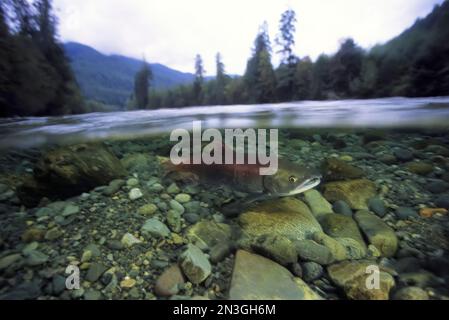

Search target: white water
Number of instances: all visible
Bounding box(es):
[1,96,449,149]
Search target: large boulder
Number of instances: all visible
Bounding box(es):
[323,179,377,210]
[229,250,321,300]
[17,144,126,206]
[238,198,322,242]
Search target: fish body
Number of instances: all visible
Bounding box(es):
[164,146,321,215]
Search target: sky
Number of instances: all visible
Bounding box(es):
[54,0,445,76]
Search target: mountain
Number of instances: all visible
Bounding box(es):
[64,42,195,106]
[368,1,449,97]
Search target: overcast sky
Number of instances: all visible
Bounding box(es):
[54,0,444,76]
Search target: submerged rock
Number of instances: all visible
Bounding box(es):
[303,190,334,218]
[405,162,434,176]
[229,250,321,300]
[318,214,367,250]
[354,210,398,257]
[238,197,322,242]
[141,218,171,239]
[393,286,429,300]
[321,158,365,181]
[323,179,377,210]
[327,260,395,300]
[154,264,185,297]
[179,244,211,284]
[294,240,334,265]
[17,144,127,207]
[186,220,233,250]
[251,234,298,266]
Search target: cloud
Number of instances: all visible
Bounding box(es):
[54,0,444,75]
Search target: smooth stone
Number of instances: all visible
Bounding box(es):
[126,178,139,187]
[103,179,125,196]
[45,227,63,241]
[175,193,191,204]
[86,263,108,282]
[303,190,334,218]
[138,203,158,215]
[107,240,124,251]
[405,162,434,175]
[184,213,200,224]
[426,180,449,194]
[333,200,353,217]
[166,210,181,233]
[62,204,79,217]
[334,237,367,260]
[354,210,398,257]
[393,286,429,300]
[169,200,185,214]
[229,250,321,300]
[147,183,164,193]
[179,244,211,284]
[395,207,419,220]
[81,250,92,263]
[141,218,170,239]
[368,198,387,217]
[312,232,348,262]
[251,235,298,266]
[129,188,143,200]
[84,289,103,300]
[154,264,185,297]
[166,183,180,194]
[394,149,414,162]
[238,198,322,242]
[0,281,42,300]
[435,194,449,209]
[294,240,334,265]
[84,244,101,257]
[0,253,22,270]
[327,261,395,300]
[210,242,233,264]
[186,221,233,250]
[52,275,67,295]
[318,214,367,250]
[121,233,142,247]
[321,158,364,181]
[323,179,377,210]
[301,262,324,282]
[25,250,49,266]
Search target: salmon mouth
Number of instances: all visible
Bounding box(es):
[286,175,322,196]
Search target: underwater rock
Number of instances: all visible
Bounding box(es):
[323,179,377,210]
[0,253,22,270]
[129,188,143,200]
[303,190,334,218]
[154,264,185,297]
[301,262,324,282]
[138,203,158,216]
[318,214,367,251]
[121,233,142,248]
[238,197,322,242]
[393,286,429,300]
[419,207,448,218]
[251,234,298,266]
[332,200,353,217]
[44,227,63,241]
[334,237,367,260]
[321,158,365,182]
[395,207,419,220]
[86,263,108,282]
[17,144,127,207]
[102,179,125,196]
[24,250,49,266]
[435,194,449,209]
[327,260,395,300]
[174,193,191,204]
[426,180,449,194]
[21,227,45,243]
[405,162,434,176]
[394,148,414,162]
[179,244,211,284]
[120,153,155,174]
[294,240,334,265]
[141,218,171,239]
[354,210,398,257]
[229,250,321,300]
[312,232,348,262]
[167,210,182,233]
[186,220,233,250]
[368,197,387,217]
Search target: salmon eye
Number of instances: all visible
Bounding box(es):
[289,176,298,183]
